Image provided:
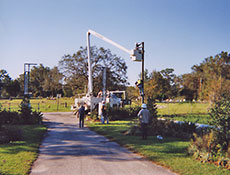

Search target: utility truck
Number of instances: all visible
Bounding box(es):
[74,30,143,112]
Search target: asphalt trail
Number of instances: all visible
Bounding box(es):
[30,112,176,175]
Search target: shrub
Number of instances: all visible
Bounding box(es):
[0,110,20,125]
[188,91,230,168]
[209,90,230,152]
[18,98,33,124]
[108,105,141,121]
[188,131,218,160]
[18,98,43,124]
[126,118,196,138]
[0,126,23,144]
[148,119,196,138]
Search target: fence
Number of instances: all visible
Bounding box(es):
[0,98,75,112]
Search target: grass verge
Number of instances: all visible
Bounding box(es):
[87,121,230,175]
[0,125,47,175]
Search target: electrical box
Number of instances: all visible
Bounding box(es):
[130,49,142,61]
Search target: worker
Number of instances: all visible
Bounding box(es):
[100,101,106,124]
[135,79,144,96]
[102,102,109,124]
[78,103,86,128]
[137,103,150,140]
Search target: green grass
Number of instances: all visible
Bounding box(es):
[0,99,211,124]
[87,121,230,175]
[156,102,211,124]
[161,114,211,125]
[0,125,47,175]
[157,102,210,115]
[0,98,74,112]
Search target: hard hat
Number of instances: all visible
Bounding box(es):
[141,103,147,108]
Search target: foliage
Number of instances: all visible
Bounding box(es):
[107,105,141,121]
[188,91,230,169]
[88,121,230,175]
[191,51,230,102]
[0,110,20,125]
[0,125,23,144]
[18,98,42,124]
[16,64,63,97]
[0,125,47,175]
[122,101,196,138]
[59,46,128,96]
[179,73,198,101]
[144,70,170,101]
[146,97,158,118]
[188,130,230,169]
[209,90,230,152]
[0,69,21,98]
[146,119,196,138]
[188,131,216,158]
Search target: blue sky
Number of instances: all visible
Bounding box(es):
[0,0,229,85]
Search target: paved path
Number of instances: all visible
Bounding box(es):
[30,112,176,175]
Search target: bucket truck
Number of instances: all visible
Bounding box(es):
[74,29,143,111]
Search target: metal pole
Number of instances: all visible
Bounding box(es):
[87,32,93,96]
[141,42,145,104]
[102,67,106,101]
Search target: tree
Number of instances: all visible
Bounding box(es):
[179,73,199,101]
[5,80,21,97]
[0,70,12,98]
[17,64,63,97]
[160,68,177,98]
[59,46,128,96]
[42,66,63,96]
[192,51,230,102]
[29,64,50,97]
[144,70,170,101]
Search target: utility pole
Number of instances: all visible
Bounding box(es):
[136,42,145,104]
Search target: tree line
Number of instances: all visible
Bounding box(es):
[0,47,229,103]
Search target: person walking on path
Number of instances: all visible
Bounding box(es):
[78,104,85,128]
[137,103,151,140]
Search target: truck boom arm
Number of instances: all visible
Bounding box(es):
[87,29,142,96]
[88,30,132,55]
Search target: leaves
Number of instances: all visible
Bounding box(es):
[58,46,128,96]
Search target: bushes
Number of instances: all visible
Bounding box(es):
[188,91,230,169]
[107,105,141,121]
[149,119,196,138]
[0,110,20,124]
[0,125,23,144]
[107,97,157,121]
[126,118,196,138]
[0,98,43,144]
[209,91,230,152]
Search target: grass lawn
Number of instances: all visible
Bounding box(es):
[0,98,74,112]
[157,102,211,124]
[87,121,230,175]
[161,114,211,125]
[157,102,210,115]
[0,125,47,175]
